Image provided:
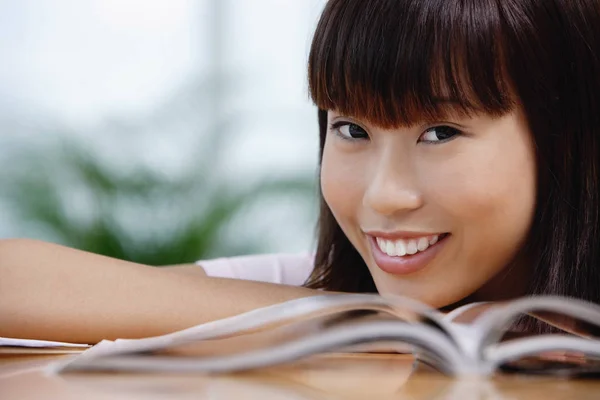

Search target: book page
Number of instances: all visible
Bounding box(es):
[51,294,465,375]
[474,296,600,375]
[475,296,600,344]
[61,294,440,361]
[0,337,90,348]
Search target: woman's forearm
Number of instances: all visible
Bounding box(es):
[0,239,319,344]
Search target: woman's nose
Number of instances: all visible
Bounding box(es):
[362,158,424,216]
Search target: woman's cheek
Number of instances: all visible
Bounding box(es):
[421,169,495,217]
[320,145,366,225]
[426,154,534,221]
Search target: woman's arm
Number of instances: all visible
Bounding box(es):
[0,239,319,344]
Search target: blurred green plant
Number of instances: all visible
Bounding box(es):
[2,139,317,265]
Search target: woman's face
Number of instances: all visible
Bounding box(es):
[320,108,537,307]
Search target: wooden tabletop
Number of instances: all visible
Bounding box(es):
[2,352,600,400]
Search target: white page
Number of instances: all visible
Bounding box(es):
[59,294,439,361]
[0,337,90,348]
[50,294,464,375]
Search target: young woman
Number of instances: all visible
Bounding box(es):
[1,0,599,343]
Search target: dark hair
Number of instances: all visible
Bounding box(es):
[304,0,600,304]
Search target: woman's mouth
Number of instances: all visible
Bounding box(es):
[368,233,450,275]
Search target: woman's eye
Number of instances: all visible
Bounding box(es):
[419,126,461,143]
[330,122,369,140]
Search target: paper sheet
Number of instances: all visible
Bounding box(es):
[0,337,90,348]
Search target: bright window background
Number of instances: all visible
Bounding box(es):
[0,0,328,261]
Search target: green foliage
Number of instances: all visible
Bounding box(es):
[2,73,318,265]
[2,140,317,265]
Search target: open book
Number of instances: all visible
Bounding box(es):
[51,294,600,377]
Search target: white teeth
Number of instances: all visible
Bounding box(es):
[417,237,429,251]
[406,240,418,255]
[376,234,441,257]
[395,240,407,256]
[386,240,396,256]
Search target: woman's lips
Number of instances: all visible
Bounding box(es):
[368,234,450,275]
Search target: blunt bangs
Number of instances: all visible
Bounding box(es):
[308,0,515,127]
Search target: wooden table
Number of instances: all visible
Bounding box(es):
[2,352,600,399]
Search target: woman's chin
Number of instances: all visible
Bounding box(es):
[373,282,471,309]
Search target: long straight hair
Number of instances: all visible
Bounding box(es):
[304,0,600,305]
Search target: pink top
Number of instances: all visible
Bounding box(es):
[196,253,314,286]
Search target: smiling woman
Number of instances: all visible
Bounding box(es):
[305,0,600,312]
[1,0,600,343]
